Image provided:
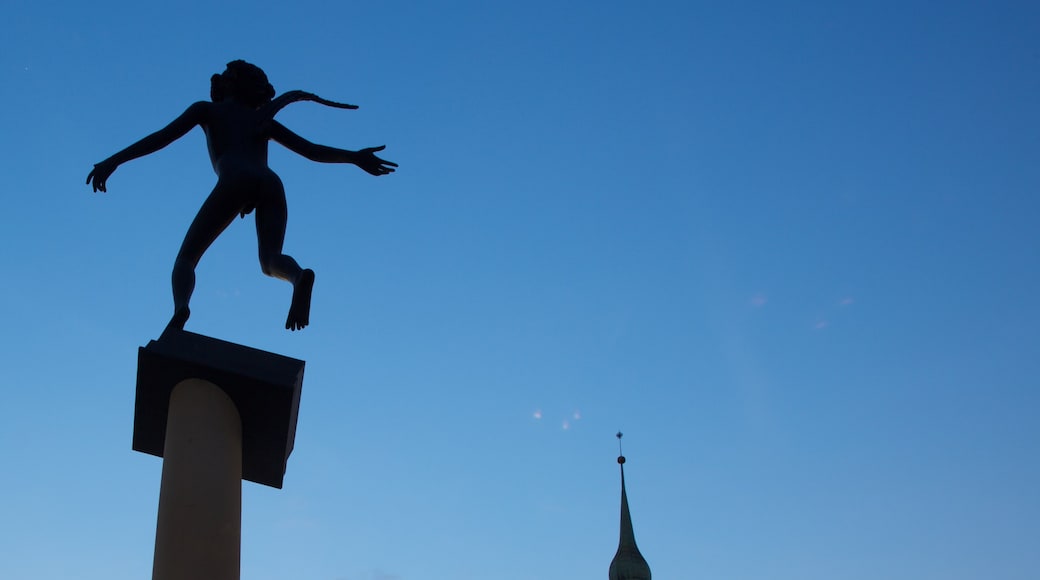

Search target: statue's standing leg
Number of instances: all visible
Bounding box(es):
[254,187,313,331]
[167,184,241,333]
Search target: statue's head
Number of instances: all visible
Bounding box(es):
[211,60,276,107]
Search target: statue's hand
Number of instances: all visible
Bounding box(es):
[86,160,117,193]
[355,145,398,176]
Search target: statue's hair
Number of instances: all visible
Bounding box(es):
[210,60,275,107]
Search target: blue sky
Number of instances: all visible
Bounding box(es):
[2,1,1039,578]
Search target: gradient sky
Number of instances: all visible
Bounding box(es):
[2,1,1039,579]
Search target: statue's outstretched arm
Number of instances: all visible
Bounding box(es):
[87,101,208,192]
[270,121,397,176]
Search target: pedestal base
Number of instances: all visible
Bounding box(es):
[134,329,305,488]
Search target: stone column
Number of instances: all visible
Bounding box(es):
[135,330,305,579]
[152,379,243,580]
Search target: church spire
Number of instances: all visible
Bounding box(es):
[609,432,652,580]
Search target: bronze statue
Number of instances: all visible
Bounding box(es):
[87,60,397,333]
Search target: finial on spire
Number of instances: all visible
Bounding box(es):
[609,430,650,579]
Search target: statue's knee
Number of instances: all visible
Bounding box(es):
[259,256,274,277]
[172,258,193,277]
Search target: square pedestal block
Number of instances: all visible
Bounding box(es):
[135,330,305,488]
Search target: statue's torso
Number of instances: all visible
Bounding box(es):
[200,102,276,182]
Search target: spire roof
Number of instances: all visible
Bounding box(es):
[609,432,651,580]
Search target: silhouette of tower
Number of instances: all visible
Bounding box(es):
[610,432,652,580]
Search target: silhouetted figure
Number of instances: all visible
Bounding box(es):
[87,60,396,333]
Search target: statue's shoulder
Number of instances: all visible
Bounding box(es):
[185,101,214,122]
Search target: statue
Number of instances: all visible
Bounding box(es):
[87,60,397,333]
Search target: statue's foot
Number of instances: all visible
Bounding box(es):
[162,306,190,337]
[286,269,314,331]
